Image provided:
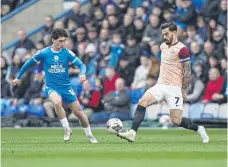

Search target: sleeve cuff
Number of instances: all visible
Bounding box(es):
[181,57,190,62]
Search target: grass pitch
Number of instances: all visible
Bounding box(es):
[1,128,227,167]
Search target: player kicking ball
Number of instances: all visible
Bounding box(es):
[117,22,209,143]
[13,28,97,143]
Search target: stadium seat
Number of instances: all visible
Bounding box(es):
[28,105,45,118]
[3,106,17,117]
[183,103,189,118]
[130,89,144,104]
[189,103,204,119]
[146,104,161,120]
[218,104,227,119]
[202,103,219,119]
[17,104,29,113]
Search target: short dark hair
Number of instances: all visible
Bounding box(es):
[161,22,177,32]
[51,28,68,40]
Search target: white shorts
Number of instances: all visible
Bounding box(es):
[147,84,183,110]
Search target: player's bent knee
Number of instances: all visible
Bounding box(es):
[170,116,181,125]
[53,99,62,107]
[138,92,157,107]
[138,98,148,107]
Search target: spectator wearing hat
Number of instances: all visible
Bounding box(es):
[83,43,100,76]
[116,56,135,87]
[87,27,99,48]
[131,53,151,90]
[125,34,141,69]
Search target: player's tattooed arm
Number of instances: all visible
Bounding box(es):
[182,61,191,90]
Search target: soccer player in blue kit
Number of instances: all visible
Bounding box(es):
[13,28,97,143]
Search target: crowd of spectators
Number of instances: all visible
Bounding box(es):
[1,0,227,123]
[1,0,31,17]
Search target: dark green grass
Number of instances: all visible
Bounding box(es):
[1,128,227,167]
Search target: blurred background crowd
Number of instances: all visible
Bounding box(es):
[1,0,227,124]
[1,0,30,16]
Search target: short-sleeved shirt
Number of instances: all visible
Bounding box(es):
[157,41,190,88]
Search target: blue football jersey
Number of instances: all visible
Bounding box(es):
[33,46,79,89]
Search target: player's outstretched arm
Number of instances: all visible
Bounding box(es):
[72,58,87,83]
[12,58,36,86]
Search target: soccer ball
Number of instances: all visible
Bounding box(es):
[106,118,123,134]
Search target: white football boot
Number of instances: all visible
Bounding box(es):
[197,126,209,143]
[64,128,72,142]
[117,129,136,142]
[87,135,98,144]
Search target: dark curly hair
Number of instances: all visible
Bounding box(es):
[51,28,68,40]
[161,22,177,32]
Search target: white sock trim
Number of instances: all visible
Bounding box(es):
[60,117,69,129]
[83,125,93,136]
